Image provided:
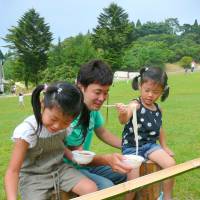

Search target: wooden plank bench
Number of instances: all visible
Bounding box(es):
[51,160,162,200]
[71,158,200,200]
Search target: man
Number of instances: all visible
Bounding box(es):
[64,59,132,190]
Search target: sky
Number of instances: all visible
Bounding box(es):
[0,0,200,54]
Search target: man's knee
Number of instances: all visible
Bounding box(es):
[97,179,114,190]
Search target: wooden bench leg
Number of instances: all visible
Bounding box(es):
[136,160,162,200]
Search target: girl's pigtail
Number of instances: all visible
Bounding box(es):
[161,85,169,102]
[78,103,90,143]
[132,67,147,90]
[132,76,139,90]
[31,84,45,133]
[74,87,90,144]
[140,67,147,74]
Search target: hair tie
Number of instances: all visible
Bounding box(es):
[136,74,141,78]
[57,88,62,94]
[44,84,48,92]
[164,85,169,91]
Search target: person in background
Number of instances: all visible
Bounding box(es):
[11,85,16,95]
[116,67,176,200]
[18,92,25,107]
[191,60,196,72]
[64,59,132,190]
[5,82,97,200]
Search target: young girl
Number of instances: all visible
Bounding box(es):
[116,67,176,200]
[4,82,97,200]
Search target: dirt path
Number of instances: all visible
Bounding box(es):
[165,63,200,74]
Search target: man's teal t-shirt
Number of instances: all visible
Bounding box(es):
[63,111,104,168]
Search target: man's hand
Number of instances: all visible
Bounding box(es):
[104,153,133,174]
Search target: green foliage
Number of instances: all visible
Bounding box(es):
[136,21,170,37]
[62,34,99,67]
[123,40,174,70]
[137,34,178,46]
[164,18,180,34]
[41,64,77,83]
[170,37,200,62]
[91,3,134,69]
[181,19,200,44]
[47,38,66,68]
[134,18,180,38]
[2,5,200,84]
[2,80,15,94]
[44,34,100,83]
[4,8,52,87]
[47,34,99,70]
[3,56,24,81]
[136,19,142,27]
[179,56,193,68]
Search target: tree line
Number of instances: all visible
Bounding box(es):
[2,3,200,88]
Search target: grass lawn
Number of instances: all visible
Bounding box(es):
[1,72,200,200]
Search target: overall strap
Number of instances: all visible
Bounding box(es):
[24,120,39,138]
[24,120,36,131]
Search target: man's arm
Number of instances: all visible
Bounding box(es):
[95,126,121,149]
[91,126,132,173]
[89,153,132,174]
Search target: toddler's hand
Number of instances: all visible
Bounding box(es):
[116,103,128,114]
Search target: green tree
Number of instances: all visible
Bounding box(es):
[136,21,171,37]
[123,41,174,70]
[47,38,65,68]
[4,8,52,88]
[45,34,98,82]
[91,3,134,69]
[3,56,23,81]
[192,19,199,33]
[41,64,77,83]
[136,19,142,28]
[181,23,192,35]
[165,18,180,34]
[62,34,99,68]
[170,36,200,62]
[179,56,193,69]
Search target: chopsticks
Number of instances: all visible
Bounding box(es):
[103,104,116,107]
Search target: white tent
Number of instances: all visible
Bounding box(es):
[114,71,139,81]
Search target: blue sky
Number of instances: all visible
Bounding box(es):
[0,0,200,54]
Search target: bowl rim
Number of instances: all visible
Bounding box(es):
[72,150,96,157]
[123,154,144,162]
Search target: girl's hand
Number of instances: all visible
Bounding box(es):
[65,145,83,162]
[68,145,83,151]
[64,147,73,161]
[163,146,175,157]
[116,103,128,114]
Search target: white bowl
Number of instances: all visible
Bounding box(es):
[123,155,144,168]
[72,150,96,164]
